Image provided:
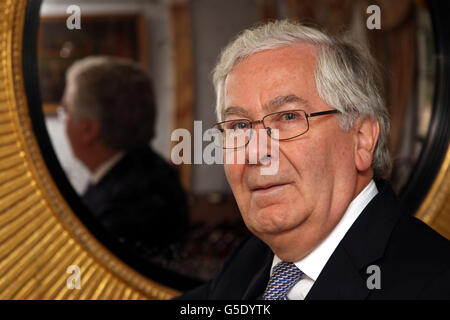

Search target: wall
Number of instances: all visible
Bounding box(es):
[190,0,262,193]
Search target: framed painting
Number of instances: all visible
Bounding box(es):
[38,14,148,114]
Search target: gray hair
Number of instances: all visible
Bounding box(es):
[213,20,391,178]
[65,56,156,150]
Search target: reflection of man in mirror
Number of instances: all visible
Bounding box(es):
[62,56,189,252]
[179,21,450,300]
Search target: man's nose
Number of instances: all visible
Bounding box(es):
[245,123,272,165]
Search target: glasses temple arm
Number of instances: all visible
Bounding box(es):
[308,110,340,118]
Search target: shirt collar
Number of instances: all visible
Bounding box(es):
[90,151,125,185]
[271,179,378,281]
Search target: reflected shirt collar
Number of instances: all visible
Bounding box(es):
[90,151,125,185]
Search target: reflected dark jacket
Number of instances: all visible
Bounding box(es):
[83,146,189,249]
[177,180,450,300]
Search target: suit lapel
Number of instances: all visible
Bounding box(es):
[306,180,403,300]
[305,246,370,299]
[242,242,273,300]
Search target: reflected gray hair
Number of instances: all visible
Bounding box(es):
[213,20,391,178]
[65,56,156,150]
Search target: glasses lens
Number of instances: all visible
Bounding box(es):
[210,126,225,148]
[264,110,308,140]
[214,120,252,149]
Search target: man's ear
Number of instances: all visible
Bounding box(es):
[80,119,101,145]
[354,117,379,172]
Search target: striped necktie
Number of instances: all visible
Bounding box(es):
[262,261,302,300]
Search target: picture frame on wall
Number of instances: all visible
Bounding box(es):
[37,14,148,114]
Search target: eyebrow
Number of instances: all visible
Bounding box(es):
[223,94,310,119]
[264,94,310,113]
[223,106,250,119]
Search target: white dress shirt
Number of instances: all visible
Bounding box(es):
[90,151,125,185]
[269,179,379,300]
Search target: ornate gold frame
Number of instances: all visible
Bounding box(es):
[0,0,178,300]
[0,0,448,299]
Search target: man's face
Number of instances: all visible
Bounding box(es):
[223,44,360,261]
[62,84,83,160]
[62,83,96,166]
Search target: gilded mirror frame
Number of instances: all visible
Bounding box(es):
[0,0,448,299]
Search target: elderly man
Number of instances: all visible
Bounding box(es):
[179,21,450,300]
[62,56,189,252]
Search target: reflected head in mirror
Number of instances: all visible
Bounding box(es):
[62,56,156,172]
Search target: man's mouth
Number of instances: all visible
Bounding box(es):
[251,183,289,193]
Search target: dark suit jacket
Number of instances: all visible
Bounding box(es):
[177,180,450,299]
[83,146,189,250]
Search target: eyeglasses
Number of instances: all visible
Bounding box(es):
[213,109,340,149]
